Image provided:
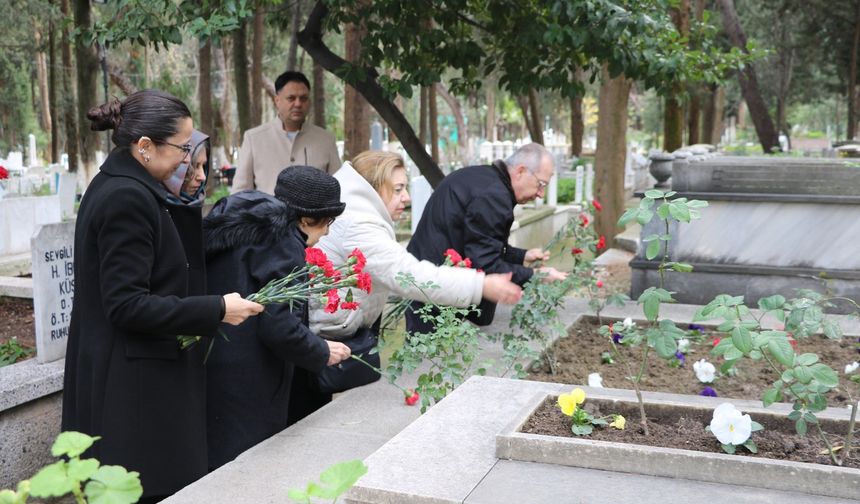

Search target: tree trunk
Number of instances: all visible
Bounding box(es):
[214,40,234,160]
[702,84,717,145]
[687,0,705,146]
[527,87,544,145]
[419,86,429,145]
[299,1,445,185]
[60,0,78,172]
[343,17,370,160]
[74,0,99,179]
[49,13,58,163]
[198,39,215,142]
[716,0,781,152]
[429,83,439,162]
[35,29,52,153]
[664,0,689,152]
[251,4,264,126]
[436,83,468,164]
[570,70,585,156]
[516,95,538,143]
[288,0,303,70]
[313,62,326,127]
[486,85,497,142]
[849,0,860,139]
[594,69,631,250]
[233,20,252,137]
[106,59,137,96]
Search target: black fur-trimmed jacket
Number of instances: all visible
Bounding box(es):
[203,190,329,470]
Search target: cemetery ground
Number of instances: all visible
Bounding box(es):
[0,296,34,364]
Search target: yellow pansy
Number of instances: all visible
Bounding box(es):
[557,388,587,416]
[610,415,626,430]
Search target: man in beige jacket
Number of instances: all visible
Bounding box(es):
[231,71,341,194]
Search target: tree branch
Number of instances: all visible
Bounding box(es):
[298,0,445,187]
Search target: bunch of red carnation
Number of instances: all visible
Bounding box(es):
[0,165,8,180]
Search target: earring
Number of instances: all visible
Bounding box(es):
[143,155,151,164]
[138,148,145,154]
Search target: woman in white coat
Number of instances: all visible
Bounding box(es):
[295,151,521,417]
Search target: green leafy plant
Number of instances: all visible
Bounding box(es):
[287,460,367,503]
[0,431,143,504]
[695,290,860,465]
[0,337,33,367]
[387,273,487,413]
[602,189,709,435]
[557,388,625,436]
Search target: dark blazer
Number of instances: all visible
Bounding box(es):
[61,147,223,498]
[407,161,533,325]
[203,191,330,470]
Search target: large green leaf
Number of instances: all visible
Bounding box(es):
[757,295,785,311]
[767,337,795,367]
[644,189,666,199]
[67,458,100,482]
[51,431,100,458]
[84,466,143,504]
[795,353,818,366]
[731,326,753,354]
[809,363,839,388]
[29,461,73,498]
[645,239,661,260]
[668,201,691,222]
[762,387,781,407]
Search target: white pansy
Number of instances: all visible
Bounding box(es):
[677,338,690,353]
[709,402,752,446]
[587,372,604,388]
[622,317,635,330]
[845,362,859,374]
[693,359,716,383]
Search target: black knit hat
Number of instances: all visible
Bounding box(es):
[274,165,346,218]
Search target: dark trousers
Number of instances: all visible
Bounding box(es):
[286,367,332,426]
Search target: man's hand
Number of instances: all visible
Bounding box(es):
[326,341,351,366]
[535,267,568,283]
[482,273,523,304]
[524,248,551,265]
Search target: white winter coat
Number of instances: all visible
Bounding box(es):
[309,163,484,340]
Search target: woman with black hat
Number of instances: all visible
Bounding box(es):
[203,165,352,470]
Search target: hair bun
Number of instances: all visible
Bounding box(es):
[86,98,122,131]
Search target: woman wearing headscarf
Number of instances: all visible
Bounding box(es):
[204,166,352,470]
[62,90,263,503]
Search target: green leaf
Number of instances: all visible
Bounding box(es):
[795,353,818,366]
[750,421,764,432]
[723,346,743,361]
[794,366,813,384]
[636,210,654,225]
[767,337,795,367]
[646,239,661,260]
[648,327,677,359]
[668,201,691,222]
[84,466,143,504]
[822,320,842,340]
[809,363,839,388]
[762,387,781,407]
[656,203,670,219]
[730,326,753,354]
[795,418,808,436]
[52,431,100,458]
[670,262,693,272]
[721,443,736,454]
[802,412,819,424]
[743,439,758,453]
[788,410,801,421]
[617,207,640,226]
[67,458,100,482]
[29,461,74,498]
[757,295,785,311]
[571,423,594,436]
[644,189,665,199]
[306,460,369,500]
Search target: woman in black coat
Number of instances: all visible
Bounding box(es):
[204,166,351,470]
[62,90,263,502]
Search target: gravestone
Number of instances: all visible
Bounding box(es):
[410,176,433,234]
[28,134,37,168]
[58,173,76,219]
[584,164,594,201]
[31,222,75,363]
[574,166,584,203]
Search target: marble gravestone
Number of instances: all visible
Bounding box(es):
[630,156,860,311]
[31,222,75,363]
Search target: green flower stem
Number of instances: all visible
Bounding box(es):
[815,422,839,466]
[842,399,858,464]
[609,337,649,435]
[349,354,410,396]
[635,344,651,436]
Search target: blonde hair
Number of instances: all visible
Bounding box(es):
[351,150,406,199]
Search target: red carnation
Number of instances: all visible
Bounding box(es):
[592,199,602,211]
[324,289,340,313]
[579,213,589,227]
[444,248,463,265]
[462,258,472,268]
[340,301,360,310]
[305,247,329,268]
[0,166,8,180]
[571,248,584,255]
[404,389,420,406]
[596,280,604,288]
[712,337,721,347]
[348,248,367,273]
[788,335,798,350]
[356,272,372,293]
[322,261,337,278]
[596,235,606,250]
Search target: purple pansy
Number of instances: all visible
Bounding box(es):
[688,324,705,333]
[612,333,624,344]
[699,387,718,397]
[674,351,686,366]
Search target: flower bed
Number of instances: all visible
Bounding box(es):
[496,389,860,500]
[528,317,860,406]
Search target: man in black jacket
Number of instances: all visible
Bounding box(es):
[406,143,567,332]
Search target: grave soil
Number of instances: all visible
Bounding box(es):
[0,296,35,356]
[522,397,860,468]
[528,318,860,407]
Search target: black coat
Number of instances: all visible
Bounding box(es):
[62,147,223,498]
[203,191,330,470]
[407,161,533,325]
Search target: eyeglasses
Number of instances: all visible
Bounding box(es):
[530,171,550,190]
[158,140,193,157]
[325,217,336,226]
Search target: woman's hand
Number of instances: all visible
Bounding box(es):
[221,292,264,325]
[535,266,568,282]
[482,273,523,304]
[326,341,352,366]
